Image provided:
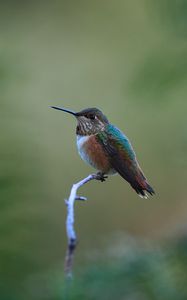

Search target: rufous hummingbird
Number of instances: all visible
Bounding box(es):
[51,106,155,198]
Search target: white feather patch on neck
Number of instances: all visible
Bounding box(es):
[76,135,93,166]
[76,135,90,149]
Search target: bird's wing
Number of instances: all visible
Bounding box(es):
[97,124,139,181]
[97,124,154,196]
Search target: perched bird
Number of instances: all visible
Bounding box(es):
[51,106,155,198]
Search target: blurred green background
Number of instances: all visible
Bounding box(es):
[0,0,187,299]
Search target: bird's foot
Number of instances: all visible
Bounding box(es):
[95,172,108,182]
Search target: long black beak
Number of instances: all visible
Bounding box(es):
[50,106,76,116]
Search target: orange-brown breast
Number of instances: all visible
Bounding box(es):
[81,135,114,173]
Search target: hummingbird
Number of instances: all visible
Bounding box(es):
[51,106,155,198]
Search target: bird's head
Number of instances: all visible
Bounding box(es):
[51,106,109,135]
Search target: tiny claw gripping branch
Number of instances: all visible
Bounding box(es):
[95,172,108,182]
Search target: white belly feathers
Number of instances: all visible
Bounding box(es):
[76,135,93,167]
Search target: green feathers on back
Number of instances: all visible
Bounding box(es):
[97,124,136,160]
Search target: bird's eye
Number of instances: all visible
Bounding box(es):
[89,114,95,120]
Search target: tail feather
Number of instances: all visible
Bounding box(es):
[145,183,155,195]
[132,171,155,198]
[134,182,155,198]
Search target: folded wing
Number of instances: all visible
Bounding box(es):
[97,125,155,197]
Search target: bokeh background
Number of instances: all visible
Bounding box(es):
[0,0,187,299]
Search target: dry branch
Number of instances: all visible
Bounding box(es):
[64,173,107,278]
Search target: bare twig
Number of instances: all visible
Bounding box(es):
[64,172,107,279]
